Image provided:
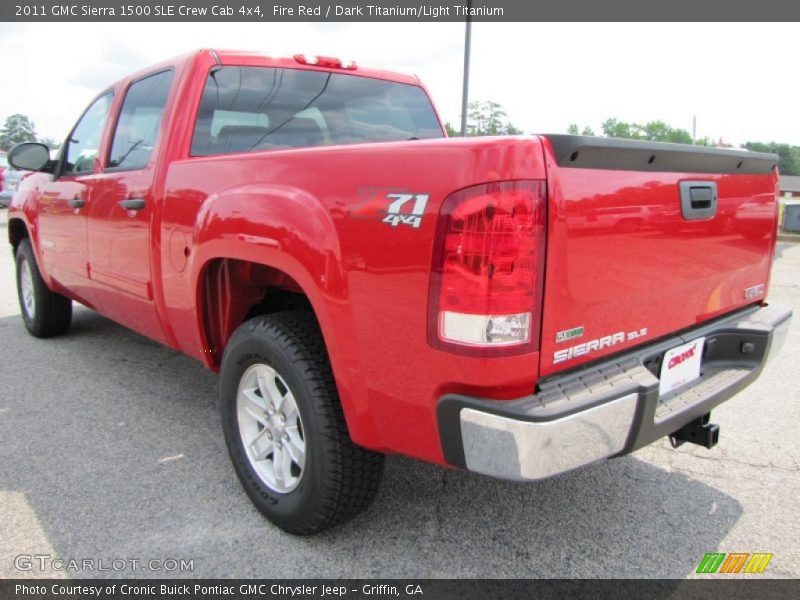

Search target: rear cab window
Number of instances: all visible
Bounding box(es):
[190,66,443,156]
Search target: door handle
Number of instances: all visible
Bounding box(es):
[119,198,146,211]
[68,197,85,209]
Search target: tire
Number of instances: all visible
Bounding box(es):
[219,311,384,535]
[15,239,72,338]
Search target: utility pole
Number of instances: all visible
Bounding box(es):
[692,115,696,145]
[459,0,472,136]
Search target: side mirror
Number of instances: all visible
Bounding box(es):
[8,142,54,173]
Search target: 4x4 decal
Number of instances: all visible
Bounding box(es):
[352,190,430,229]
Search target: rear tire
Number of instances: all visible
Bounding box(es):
[219,311,384,535]
[15,239,72,338]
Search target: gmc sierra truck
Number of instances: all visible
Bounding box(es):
[7,49,791,535]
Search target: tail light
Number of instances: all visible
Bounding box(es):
[428,180,547,356]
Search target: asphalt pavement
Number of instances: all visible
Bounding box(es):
[0,208,798,579]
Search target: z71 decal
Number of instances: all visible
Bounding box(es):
[352,190,430,229]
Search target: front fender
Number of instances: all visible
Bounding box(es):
[7,173,51,288]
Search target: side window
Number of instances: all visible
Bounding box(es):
[108,70,174,171]
[63,93,113,175]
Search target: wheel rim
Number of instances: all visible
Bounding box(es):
[236,363,306,494]
[19,257,35,320]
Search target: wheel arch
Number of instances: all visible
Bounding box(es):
[186,180,349,362]
[192,251,372,444]
[8,217,29,255]
[194,254,322,367]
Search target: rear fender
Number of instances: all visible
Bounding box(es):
[190,181,346,346]
[189,184,373,443]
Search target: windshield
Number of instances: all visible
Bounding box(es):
[191,66,443,156]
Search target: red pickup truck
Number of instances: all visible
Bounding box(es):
[7,49,791,535]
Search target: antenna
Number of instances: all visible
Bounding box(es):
[459,0,473,137]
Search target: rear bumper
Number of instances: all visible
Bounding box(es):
[437,303,791,481]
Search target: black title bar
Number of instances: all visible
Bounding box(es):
[3,580,800,600]
[3,0,800,21]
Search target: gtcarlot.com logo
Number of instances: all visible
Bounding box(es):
[14,554,194,572]
[696,552,773,574]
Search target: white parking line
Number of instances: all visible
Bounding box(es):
[0,490,66,578]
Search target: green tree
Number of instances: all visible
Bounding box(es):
[743,141,800,175]
[567,117,800,173]
[601,118,636,139]
[38,136,61,150]
[443,122,460,137]
[0,114,37,150]
[600,118,694,144]
[567,123,595,136]
[637,120,692,144]
[466,101,522,136]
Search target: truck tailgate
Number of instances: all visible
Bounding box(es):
[538,135,779,377]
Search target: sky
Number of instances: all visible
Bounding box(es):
[1,21,798,146]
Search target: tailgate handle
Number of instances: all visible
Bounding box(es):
[679,181,717,220]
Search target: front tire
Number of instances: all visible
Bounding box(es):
[15,239,72,337]
[219,311,384,535]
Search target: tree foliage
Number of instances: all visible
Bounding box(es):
[742,141,800,176]
[600,118,695,144]
[0,114,37,151]
[570,118,709,144]
[568,123,595,136]
[465,101,522,136]
[443,122,460,137]
[38,136,62,150]
[569,117,800,175]
[445,102,522,137]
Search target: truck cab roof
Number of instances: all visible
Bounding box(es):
[211,49,420,85]
[111,49,420,92]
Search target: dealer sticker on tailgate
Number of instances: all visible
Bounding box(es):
[659,337,705,396]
